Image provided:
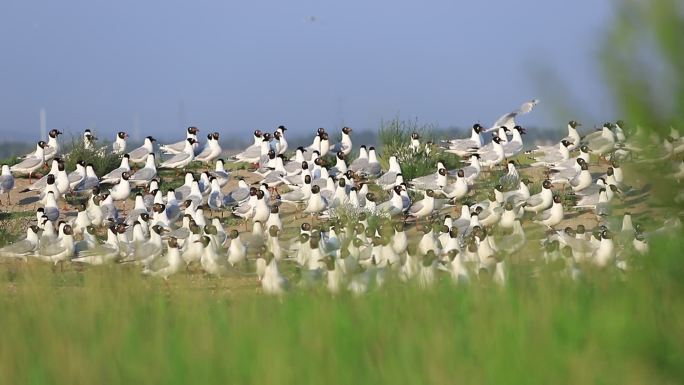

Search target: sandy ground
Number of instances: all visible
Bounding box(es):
[0,153,663,296]
[0,156,654,240]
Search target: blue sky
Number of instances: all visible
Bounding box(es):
[0,0,615,141]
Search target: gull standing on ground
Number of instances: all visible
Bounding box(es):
[66,160,86,191]
[441,169,469,200]
[349,145,369,173]
[112,131,128,155]
[22,158,59,193]
[569,162,592,192]
[128,136,157,164]
[142,237,183,279]
[411,167,448,191]
[262,252,289,295]
[195,132,222,164]
[0,165,15,206]
[583,123,616,157]
[74,163,100,193]
[83,129,97,150]
[444,124,484,156]
[532,139,572,167]
[408,189,436,220]
[503,125,526,158]
[562,120,582,150]
[232,130,263,161]
[499,161,520,190]
[376,155,402,189]
[70,204,92,236]
[11,141,48,183]
[271,126,289,155]
[109,172,132,205]
[43,129,63,162]
[234,131,270,163]
[534,195,564,228]
[0,225,40,261]
[129,154,157,187]
[208,159,230,187]
[160,126,200,154]
[330,126,354,156]
[73,226,123,265]
[360,147,382,178]
[478,136,506,168]
[160,138,197,169]
[536,121,582,152]
[34,224,75,266]
[100,154,131,184]
[524,180,553,213]
[304,185,328,217]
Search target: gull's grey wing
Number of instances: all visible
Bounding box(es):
[76,177,99,192]
[362,163,382,178]
[447,139,478,151]
[195,145,212,160]
[28,175,50,190]
[504,142,523,157]
[582,131,603,143]
[130,168,156,182]
[492,112,516,131]
[12,157,42,171]
[76,243,118,258]
[235,145,260,160]
[127,146,149,160]
[230,188,249,202]
[560,234,596,253]
[133,242,162,260]
[37,241,67,257]
[233,203,253,215]
[348,159,368,172]
[280,189,305,202]
[499,173,519,188]
[588,137,612,151]
[576,193,599,207]
[526,194,543,207]
[160,140,186,153]
[0,239,34,255]
[68,172,84,184]
[101,167,125,181]
[0,175,14,191]
[167,227,190,240]
[174,185,191,201]
[147,254,171,271]
[284,161,301,174]
[208,191,224,209]
[262,171,286,185]
[160,153,191,167]
[480,150,500,163]
[408,200,424,215]
[376,171,397,186]
[209,170,229,179]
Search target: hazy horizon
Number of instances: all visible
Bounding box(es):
[1,0,615,142]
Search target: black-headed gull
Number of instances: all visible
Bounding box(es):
[160,126,199,155]
[11,141,49,183]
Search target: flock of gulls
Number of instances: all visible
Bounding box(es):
[0,99,682,295]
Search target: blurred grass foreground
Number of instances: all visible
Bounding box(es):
[0,234,682,385]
